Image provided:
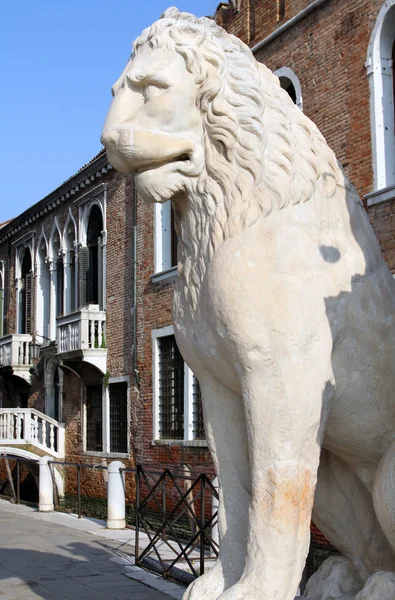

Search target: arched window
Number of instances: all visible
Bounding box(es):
[51,230,64,318]
[36,237,50,342]
[367,1,395,192]
[65,219,77,313]
[0,261,4,338]
[274,66,303,111]
[44,358,63,425]
[80,205,104,308]
[18,248,32,334]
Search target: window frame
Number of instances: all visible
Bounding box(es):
[153,201,178,280]
[152,325,206,445]
[77,184,107,310]
[366,0,395,197]
[13,235,34,336]
[273,66,303,111]
[83,376,130,457]
[0,261,5,338]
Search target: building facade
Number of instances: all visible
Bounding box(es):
[0,145,210,503]
[0,153,136,498]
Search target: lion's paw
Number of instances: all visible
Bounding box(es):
[217,579,262,600]
[355,571,395,600]
[183,562,226,600]
[302,556,363,600]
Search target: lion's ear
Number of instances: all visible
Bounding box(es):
[257,62,280,87]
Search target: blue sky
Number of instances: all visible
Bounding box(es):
[0,1,218,222]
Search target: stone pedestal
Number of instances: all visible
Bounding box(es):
[107,460,126,529]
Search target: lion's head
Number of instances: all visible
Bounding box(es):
[101,7,342,302]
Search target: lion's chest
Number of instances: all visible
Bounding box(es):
[172,274,241,390]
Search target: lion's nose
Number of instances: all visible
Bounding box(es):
[100,129,118,148]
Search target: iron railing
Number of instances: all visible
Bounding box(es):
[0,456,314,590]
[0,454,38,505]
[123,465,219,583]
[48,460,108,518]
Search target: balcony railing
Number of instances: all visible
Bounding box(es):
[57,305,106,354]
[0,408,65,458]
[0,334,33,368]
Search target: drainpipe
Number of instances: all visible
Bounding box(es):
[251,0,331,55]
[132,184,139,387]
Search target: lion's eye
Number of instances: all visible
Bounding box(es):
[143,83,162,102]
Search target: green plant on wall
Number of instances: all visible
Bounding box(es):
[94,332,106,349]
[100,332,106,348]
[103,371,110,388]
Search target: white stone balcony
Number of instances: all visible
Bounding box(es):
[0,334,34,383]
[0,408,65,458]
[57,305,106,374]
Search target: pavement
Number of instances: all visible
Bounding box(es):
[0,499,185,600]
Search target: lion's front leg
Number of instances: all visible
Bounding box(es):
[183,370,250,600]
[219,351,332,600]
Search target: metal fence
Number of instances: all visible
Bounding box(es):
[124,465,219,583]
[0,455,313,590]
[48,460,108,519]
[0,454,36,504]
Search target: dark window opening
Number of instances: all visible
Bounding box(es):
[17,393,28,409]
[56,258,64,317]
[86,384,103,452]
[109,382,128,453]
[83,205,104,308]
[19,249,32,334]
[170,204,178,268]
[192,377,205,440]
[53,367,60,423]
[0,263,8,337]
[277,0,285,21]
[158,335,184,439]
[0,275,3,338]
[69,248,76,312]
[279,76,297,104]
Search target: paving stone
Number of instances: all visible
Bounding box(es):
[0,501,178,599]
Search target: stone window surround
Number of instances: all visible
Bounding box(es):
[366,0,395,193]
[13,234,34,335]
[274,66,303,111]
[153,200,176,280]
[77,184,107,311]
[83,375,131,458]
[151,325,207,447]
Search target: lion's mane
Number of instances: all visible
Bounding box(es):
[134,8,347,309]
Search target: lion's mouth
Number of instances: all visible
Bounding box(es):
[135,153,191,174]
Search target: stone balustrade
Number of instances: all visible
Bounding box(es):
[0,334,33,367]
[0,408,65,458]
[57,305,106,353]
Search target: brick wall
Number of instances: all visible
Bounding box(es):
[134,194,213,473]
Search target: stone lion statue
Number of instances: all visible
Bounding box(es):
[101,8,395,600]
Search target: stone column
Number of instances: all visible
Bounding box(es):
[39,456,54,512]
[49,261,57,341]
[64,251,72,315]
[107,460,126,529]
